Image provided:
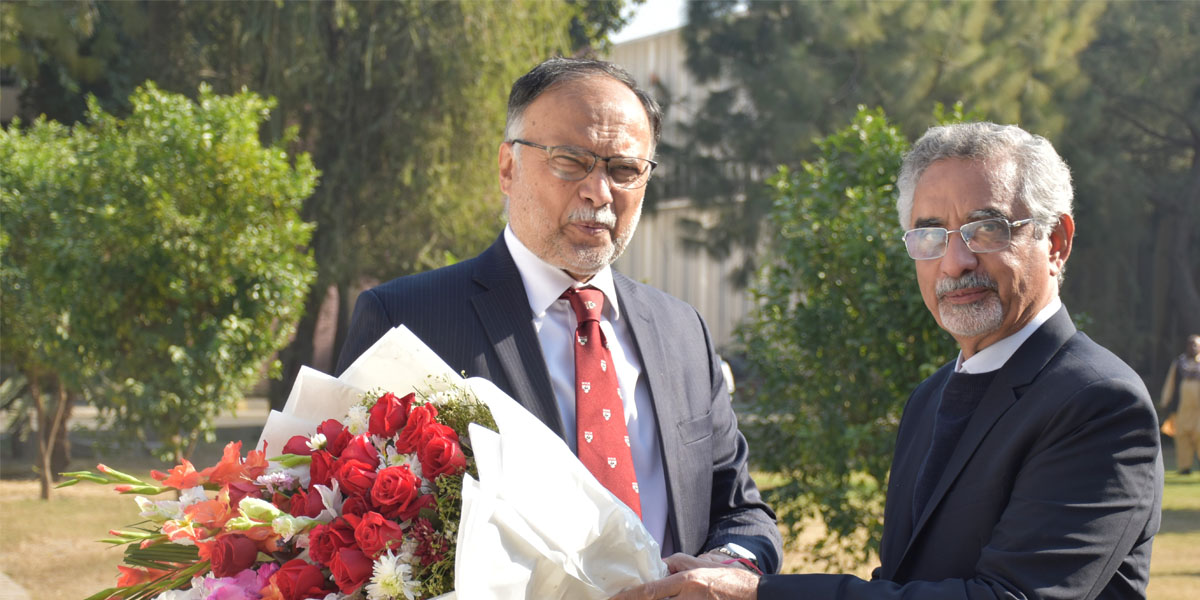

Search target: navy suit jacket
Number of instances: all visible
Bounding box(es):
[336,235,783,573]
[759,307,1162,599]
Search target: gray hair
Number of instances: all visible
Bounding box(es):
[895,122,1073,237]
[503,57,662,151]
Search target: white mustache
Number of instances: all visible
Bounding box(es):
[936,271,997,298]
[567,206,616,229]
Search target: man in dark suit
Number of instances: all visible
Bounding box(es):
[336,57,782,574]
[614,123,1162,599]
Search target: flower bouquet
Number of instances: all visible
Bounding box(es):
[63,326,667,599]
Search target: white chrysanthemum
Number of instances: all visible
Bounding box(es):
[345,405,370,435]
[366,551,421,600]
[307,432,328,452]
[403,454,435,494]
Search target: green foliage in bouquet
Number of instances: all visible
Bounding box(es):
[1,83,317,464]
[737,106,963,565]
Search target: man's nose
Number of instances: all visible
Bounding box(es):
[940,231,978,277]
[578,163,615,207]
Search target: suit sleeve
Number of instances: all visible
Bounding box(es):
[335,288,391,376]
[759,376,1161,599]
[696,309,784,574]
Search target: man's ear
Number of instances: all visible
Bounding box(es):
[498,141,515,196]
[1048,213,1074,277]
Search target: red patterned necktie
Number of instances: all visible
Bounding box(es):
[562,286,642,518]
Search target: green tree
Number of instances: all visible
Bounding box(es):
[3,2,638,409]
[664,0,1104,282]
[1060,0,1200,385]
[1,83,317,470]
[739,107,958,565]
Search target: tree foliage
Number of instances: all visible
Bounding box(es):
[2,0,629,408]
[739,107,959,565]
[1,83,316,464]
[666,0,1104,282]
[1060,0,1200,382]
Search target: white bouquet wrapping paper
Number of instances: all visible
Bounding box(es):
[256,326,668,598]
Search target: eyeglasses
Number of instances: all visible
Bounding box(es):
[902,217,1035,260]
[508,139,657,190]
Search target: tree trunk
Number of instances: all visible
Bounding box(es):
[332,278,353,372]
[48,385,73,481]
[30,372,48,500]
[30,372,68,500]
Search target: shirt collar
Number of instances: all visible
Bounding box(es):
[504,225,622,320]
[956,296,1062,374]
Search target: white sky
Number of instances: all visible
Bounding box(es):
[610,0,688,44]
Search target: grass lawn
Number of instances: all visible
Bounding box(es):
[1,445,1197,598]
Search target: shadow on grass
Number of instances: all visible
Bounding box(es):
[1162,508,1200,534]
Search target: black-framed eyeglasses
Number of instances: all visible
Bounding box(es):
[902,217,1035,260]
[508,139,657,190]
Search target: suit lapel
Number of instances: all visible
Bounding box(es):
[879,368,948,575]
[613,273,686,551]
[469,236,563,435]
[900,307,1077,566]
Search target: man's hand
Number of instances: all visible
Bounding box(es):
[610,554,759,600]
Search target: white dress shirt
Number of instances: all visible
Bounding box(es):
[503,226,671,553]
[956,297,1063,374]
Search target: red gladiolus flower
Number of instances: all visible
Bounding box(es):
[282,435,314,456]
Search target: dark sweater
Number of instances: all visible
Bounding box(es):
[912,369,998,522]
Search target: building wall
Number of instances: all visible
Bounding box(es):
[607,29,754,349]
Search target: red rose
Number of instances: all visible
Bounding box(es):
[317,419,351,457]
[341,494,371,517]
[333,458,377,497]
[370,465,427,520]
[309,450,336,488]
[227,480,262,509]
[282,434,314,456]
[268,558,331,600]
[369,392,414,438]
[354,511,405,557]
[287,488,326,518]
[209,533,259,577]
[417,423,468,479]
[330,547,374,594]
[308,517,357,566]
[341,434,381,469]
[394,403,439,454]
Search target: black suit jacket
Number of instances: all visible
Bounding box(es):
[759,307,1162,599]
[337,235,783,573]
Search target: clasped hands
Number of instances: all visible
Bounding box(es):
[609,551,759,600]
